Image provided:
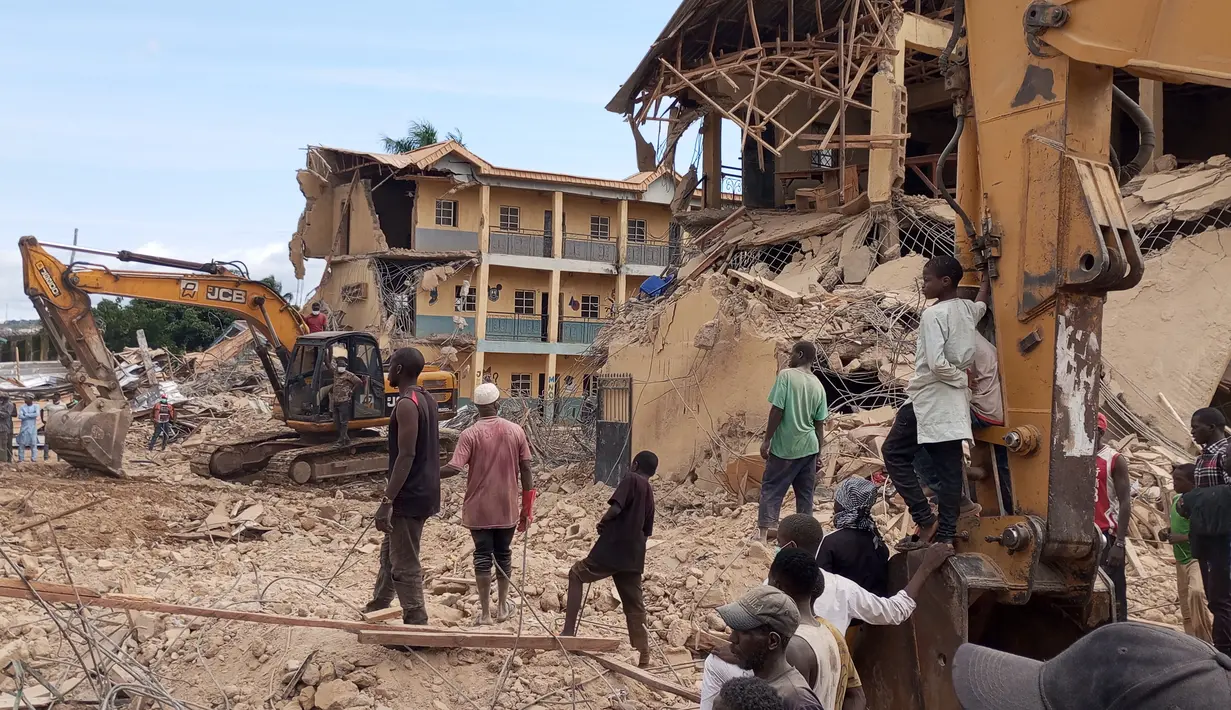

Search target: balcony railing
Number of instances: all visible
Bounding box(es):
[559,316,608,344]
[485,311,546,342]
[562,232,618,263]
[489,226,552,258]
[625,235,673,267]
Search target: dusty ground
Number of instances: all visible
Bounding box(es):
[0,415,1185,710]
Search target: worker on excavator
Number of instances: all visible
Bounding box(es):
[328,357,364,447]
[882,256,988,551]
[304,302,328,333]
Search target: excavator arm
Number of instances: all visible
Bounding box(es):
[19,236,308,475]
[861,2,1231,708]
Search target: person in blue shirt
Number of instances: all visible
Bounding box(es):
[16,396,40,462]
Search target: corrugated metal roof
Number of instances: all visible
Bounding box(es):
[311,142,674,193]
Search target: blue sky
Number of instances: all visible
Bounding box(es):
[0,0,743,321]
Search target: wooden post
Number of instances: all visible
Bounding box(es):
[1139,79,1164,172]
[702,113,723,208]
[135,330,160,388]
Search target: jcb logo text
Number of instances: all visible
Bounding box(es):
[206,286,247,304]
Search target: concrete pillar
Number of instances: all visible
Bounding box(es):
[616,199,629,306]
[478,184,491,253]
[544,352,558,423]
[552,191,564,258]
[548,269,561,344]
[869,26,907,205]
[1139,79,1165,172]
[702,113,723,208]
[474,184,491,391]
[472,350,485,392]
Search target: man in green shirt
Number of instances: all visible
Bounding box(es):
[758,341,829,542]
[1164,463,1213,643]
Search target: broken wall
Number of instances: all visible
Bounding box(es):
[1103,228,1231,444]
[314,258,384,335]
[347,180,390,256]
[605,279,782,484]
[289,170,335,278]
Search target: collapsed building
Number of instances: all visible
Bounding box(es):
[288,142,685,414]
[593,0,1231,481]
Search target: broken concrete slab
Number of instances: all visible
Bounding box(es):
[840,246,876,284]
[1103,228,1231,446]
[863,253,925,292]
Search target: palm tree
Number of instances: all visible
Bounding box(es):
[381,120,464,153]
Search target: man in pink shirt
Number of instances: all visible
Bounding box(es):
[442,382,535,624]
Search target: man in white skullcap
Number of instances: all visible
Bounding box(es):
[440,382,535,624]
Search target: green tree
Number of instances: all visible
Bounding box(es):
[91,274,286,353]
[381,119,464,153]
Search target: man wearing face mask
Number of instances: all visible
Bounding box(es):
[717,587,824,710]
[329,357,365,447]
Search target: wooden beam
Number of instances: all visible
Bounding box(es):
[9,497,108,534]
[0,578,488,637]
[747,0,762,48]
[658,59,782,157]
[358,629,619,653]
[579,652,702,703]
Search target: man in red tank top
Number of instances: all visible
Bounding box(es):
[1095,413,1133,621]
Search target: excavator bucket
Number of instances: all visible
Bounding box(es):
[45,399,132,477]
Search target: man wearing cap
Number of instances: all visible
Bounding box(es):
[717,587,824,710]
[304,302,327,333]
[148,395,176,451]
[952,621,1231,710]
[1094,412,1132,621]
[441,382,535,625]
[328,357,365,447]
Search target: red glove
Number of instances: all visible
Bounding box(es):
[518,489,537,532]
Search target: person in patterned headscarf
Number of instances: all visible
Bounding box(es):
[818,476,889,596]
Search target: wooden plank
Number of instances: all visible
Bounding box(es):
[0,578,480,636]
[361,606,403,622]
[9,497,109,533]
[580,651,702,703]
[357,630,618,653]
[726,269,803,303]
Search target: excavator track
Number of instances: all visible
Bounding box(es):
[191,427,460,484]
[189,429,302,480]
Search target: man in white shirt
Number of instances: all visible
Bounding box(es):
[882,256,989,548]
[699,514,953,709]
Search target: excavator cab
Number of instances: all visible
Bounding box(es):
[283,331,387,426]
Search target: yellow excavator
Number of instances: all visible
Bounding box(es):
[19,236,459,483]
[855,1,1231,708]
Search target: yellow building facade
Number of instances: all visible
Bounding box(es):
[290,141,678,415]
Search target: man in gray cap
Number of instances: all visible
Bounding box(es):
[717,587,824,710]
[953,621,1231,710]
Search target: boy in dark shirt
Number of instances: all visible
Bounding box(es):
[562,450,657,667]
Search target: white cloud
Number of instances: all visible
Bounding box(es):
[0,239,325,325]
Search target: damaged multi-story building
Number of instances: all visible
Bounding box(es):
[287,141,686,414]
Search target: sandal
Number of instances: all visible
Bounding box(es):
[895,536,931,552]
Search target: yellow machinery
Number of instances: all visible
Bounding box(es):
[857,2,1231,708]
[20,236,458,483]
